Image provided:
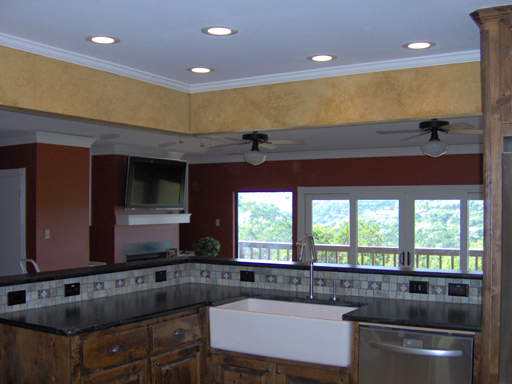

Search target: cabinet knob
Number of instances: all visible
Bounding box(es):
[173,328,185,336]
[109,344,124,353]
[266,367,272,373]
[276,369,282,374]
[155,361,161,367]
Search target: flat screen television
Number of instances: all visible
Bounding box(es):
[124,156,187,210]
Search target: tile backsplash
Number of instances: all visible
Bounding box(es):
[0,261,481,314]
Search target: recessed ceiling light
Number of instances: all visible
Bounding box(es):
[85,36,120,44]
[403,41,436,50]
[307,54,338,62]
[187,67,214,74]
[201,26,238,36]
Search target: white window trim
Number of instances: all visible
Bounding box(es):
[297,185,483,271]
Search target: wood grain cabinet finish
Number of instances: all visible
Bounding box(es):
[0,308,206,384]
[151,343,202,384]
[81,326,149,374]
[212,351,350,384]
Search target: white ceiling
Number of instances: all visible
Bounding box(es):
[0,0,499,162]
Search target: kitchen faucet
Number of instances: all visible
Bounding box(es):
[297,234,318,299]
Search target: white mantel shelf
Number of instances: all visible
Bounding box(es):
[116,213,191,226]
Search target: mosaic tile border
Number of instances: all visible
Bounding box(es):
[0,262,482,314]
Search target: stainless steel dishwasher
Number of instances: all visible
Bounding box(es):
[359,324,474,384]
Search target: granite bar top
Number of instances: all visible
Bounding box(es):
[0,283,481,336]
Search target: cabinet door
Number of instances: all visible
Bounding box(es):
[213,354,276,384]
[276,363,348,384]
[152,343,202,384]
[81,359,148,384]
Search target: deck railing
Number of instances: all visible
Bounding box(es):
[238,241,483,271]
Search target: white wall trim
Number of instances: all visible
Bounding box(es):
[190,51,481,93]
[0,33,191,93]
[0,131,96,148]
[90,143,185,160]
[0,32,480,94]
[184,144,483,164]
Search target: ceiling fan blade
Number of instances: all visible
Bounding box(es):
[400,132,429,142]
[376,129,422,135]
[444,122,474,131]
[444,123,482,135]
[266,139,306,145]
[446,129,483,135]
[260,143,279,150]
[208,141,249,150]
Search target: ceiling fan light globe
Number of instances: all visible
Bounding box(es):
[421,139,448,157]
[243,150,266,165]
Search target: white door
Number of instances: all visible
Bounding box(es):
[0,168,26,276]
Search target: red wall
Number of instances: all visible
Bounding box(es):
[35,144,90,271]
[0,143,90,271]
[180,154,484,259]
[90,155,180,264]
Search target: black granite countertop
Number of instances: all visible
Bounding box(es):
[0,283,481,336]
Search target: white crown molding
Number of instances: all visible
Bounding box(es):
[90,143,184,160]
[189,51,481,93]
[0,32,480,94]
[0,33,191,93]
[0,131,96,148]
[184,144,483,164]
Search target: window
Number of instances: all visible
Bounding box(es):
[237,192,293,261]
[298,185,483,272]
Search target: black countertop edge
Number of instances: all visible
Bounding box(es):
[0,256,482,287]
[0,284,481,337]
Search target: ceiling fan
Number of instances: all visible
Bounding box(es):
[209,131,306,165]
[376,119,483,157]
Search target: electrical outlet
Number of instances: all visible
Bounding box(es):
[240,270,255,282]
[448,283,469,297]
[155,270,167,282]
[64,283,80,297]
[409,280,429,294]
[8,290,26,306]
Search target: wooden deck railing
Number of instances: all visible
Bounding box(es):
[238,241,483,271]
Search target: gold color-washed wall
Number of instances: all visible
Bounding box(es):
[0,46,190,133]
[0,45,481,134]
[189,62,481,133]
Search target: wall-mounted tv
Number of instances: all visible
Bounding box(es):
[124,156,187,210]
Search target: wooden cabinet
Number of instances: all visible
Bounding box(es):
[0,308,207,384]
[212,351,350,384]
[151,343,203,384]
[213,354,276,384]
[81,360,149,384]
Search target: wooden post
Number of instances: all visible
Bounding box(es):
[471,5,512,384]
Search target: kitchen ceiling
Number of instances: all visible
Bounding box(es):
[0,0,501,161]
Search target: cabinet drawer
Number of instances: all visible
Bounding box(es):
[82,327,148,372]
[151,313,203,353]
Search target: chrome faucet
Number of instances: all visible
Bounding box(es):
[297,234,318,299]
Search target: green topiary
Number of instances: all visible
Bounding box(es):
[193,237,220,257]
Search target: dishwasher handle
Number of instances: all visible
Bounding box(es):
[369,341,463,357]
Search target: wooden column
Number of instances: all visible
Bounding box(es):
[471,5,512,384]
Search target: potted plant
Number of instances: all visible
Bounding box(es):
[193,237,220,257]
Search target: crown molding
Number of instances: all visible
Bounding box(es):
[184,144,483,164]
[0,33,191,93]
[0,131,96,148]
[0,32,480,94]
[188,51,481,93]
[90,143,184,160]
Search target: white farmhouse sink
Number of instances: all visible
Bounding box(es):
[209,298,358,367]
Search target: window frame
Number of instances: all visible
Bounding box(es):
[297,185,483,272]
